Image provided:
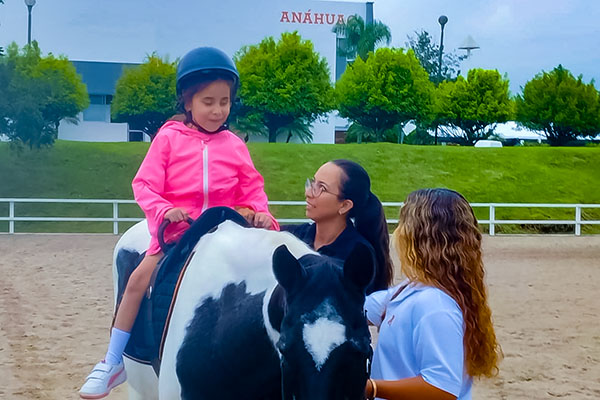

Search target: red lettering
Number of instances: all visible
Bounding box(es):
[281,10,345,25]
[303,10,313,24]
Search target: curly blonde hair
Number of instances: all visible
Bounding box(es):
[395,188,501,377]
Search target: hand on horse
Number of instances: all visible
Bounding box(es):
[235,206,256,226]
[164,207,190,223]
[252,212,274,229]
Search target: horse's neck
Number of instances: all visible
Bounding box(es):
[268,285,286,332]
[262,284,285,350]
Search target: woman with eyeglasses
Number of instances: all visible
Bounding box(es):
[281,159,393,294]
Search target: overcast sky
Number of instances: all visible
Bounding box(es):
[1,0,598,94]
[373,0,600,93]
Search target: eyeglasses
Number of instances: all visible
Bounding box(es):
[305,178,340,198]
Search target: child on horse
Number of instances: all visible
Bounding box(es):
[79,47,279,399]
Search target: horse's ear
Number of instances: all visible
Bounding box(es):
[343,243,375,292]
[273,245,305,293]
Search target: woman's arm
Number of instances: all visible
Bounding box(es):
[364,287,396,327]
[365,376,456,400]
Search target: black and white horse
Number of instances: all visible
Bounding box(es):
[113,219,374,400]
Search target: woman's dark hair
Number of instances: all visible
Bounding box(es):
[332,159,393,293]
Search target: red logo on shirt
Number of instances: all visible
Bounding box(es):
[387,314,395,326]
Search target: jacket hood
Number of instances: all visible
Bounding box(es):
[159,120,230,140]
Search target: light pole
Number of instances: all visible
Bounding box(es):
[435,15,448,145]
[24,0,36,45]
[437,15,448,84]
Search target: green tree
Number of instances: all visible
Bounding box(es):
[336,47,434,142]
[111,54,177,139]
[515,65,600,146]
[406,30,467,142]
[234,32,333,143]
[332,15,391,61]
[0,58,12,133]
[229,103,314,144]
[406,30,466,84]
[434,69,512,145]
[343,122,399,143]
[403,125,435,145]
[0,0,3,56]
[1,42,89,149]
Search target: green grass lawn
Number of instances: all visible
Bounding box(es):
[1,141,599,234]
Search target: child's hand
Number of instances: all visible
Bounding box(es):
[164,207,190,223]
[253,212,273,229]
[235,206,256,226]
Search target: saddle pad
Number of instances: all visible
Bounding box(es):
[116,207,250,369]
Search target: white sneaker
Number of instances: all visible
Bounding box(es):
[79,360,126,399]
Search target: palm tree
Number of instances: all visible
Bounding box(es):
[332,15,391,61]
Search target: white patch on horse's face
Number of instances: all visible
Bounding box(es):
[301,301,346,370]
[303,318,346,370]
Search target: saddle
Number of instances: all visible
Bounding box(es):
[114,207,250,375]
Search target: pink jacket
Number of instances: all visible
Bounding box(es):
[132,121,279,254]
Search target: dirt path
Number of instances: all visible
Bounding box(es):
[0,234,598,399]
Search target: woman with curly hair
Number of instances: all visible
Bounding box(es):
[364,188,501,400]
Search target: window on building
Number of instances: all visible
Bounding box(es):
[89,94,105,105]
[84,94,112,122]
[128,130,145,142]
[89,94,113,105]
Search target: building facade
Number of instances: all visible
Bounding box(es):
[36,0,374,143]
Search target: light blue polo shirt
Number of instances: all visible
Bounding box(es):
[365,280,472,399]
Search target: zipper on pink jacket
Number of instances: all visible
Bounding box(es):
[201,145,209,213]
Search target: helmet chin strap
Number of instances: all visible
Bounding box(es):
[185,111,228,134]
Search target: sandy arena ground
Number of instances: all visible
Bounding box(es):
[0,234,599,399]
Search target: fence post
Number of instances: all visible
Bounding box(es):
[9,200,15,234]
[575,205,581,236]
[113,202,119,235]
[489,205,495,236]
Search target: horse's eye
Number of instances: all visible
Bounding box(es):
[277,340,289,354]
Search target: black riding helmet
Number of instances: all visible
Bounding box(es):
[176,47,240,98]
[176,47,239,133]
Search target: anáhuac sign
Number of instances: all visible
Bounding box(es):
[280,10,347,25]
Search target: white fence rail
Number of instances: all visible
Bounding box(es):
[1,198,599,236]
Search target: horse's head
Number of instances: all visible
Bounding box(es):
[272,243,374,400]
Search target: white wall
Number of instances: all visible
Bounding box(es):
[58,119,129,142]
[2,121,130,143]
